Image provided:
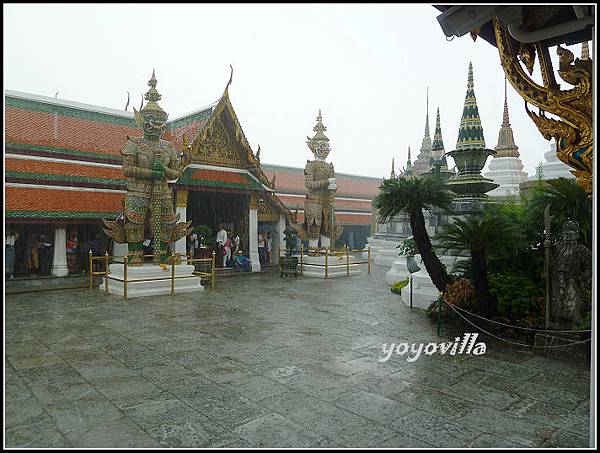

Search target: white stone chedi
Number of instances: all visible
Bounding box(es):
[531,142,575,181]
[484,80,528,197]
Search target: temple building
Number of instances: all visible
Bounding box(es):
[261,164,380,250]
[4,83,379,277]
[484,79,528,197]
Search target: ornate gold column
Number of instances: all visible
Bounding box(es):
[493,19,593,196]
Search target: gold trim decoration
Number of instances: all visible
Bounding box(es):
[257,196,280,222]
[176,190,188,208]
[493,18,593,196]
[249,194,259,210]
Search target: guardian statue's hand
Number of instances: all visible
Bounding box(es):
[152,170,166,180]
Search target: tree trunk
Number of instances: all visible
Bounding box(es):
[471,249,495,317]
[409,209,449,292]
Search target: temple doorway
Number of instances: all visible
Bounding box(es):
[186,190,249,263]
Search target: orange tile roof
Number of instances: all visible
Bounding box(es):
[5,158,125,181]
[276,194,373,212]
[262,165,381,199]
[293,211,372,226]
[5,106,139,158]
[5,186,123,218]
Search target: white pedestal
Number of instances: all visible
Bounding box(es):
[385,258,410,285]
[299,254,362,278]
[362,236,405,267]
[386,254,467,309]
[104,263,203,298]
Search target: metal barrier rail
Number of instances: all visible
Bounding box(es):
[88,250,216,300]
[296,245,371,278]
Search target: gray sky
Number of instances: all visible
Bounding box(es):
[4,4,577,178]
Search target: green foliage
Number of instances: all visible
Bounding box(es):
[193,224,213,242]
[373,174,454,223]
[488,271,543,321]
[576,311,592,331]
[435,213,526,256]
[397,237,417,256]
[524,178,592,248]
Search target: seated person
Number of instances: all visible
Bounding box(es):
[234,250,251,272]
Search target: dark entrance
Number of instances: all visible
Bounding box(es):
[186,190,249,256]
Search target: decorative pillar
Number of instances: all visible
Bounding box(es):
[51,226,69,277]
[249,195,261,272]
[175,190,188,256]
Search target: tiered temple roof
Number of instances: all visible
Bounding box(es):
[5,87,378,226]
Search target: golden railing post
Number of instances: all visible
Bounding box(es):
[171,251,176,295]
[300,244,304,275]
[104,252,109,294]
[368,246,371,274]
[88,249,93,289]
[123,255,128,301]
[325,247,329,279]
[211,250,216,290]
[346,244,350,276]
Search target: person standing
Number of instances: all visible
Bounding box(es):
[5,229,19,279]
[38,234,53,276]
[265,231,273,264]
[66,233,79,274]
[216,224,227,267]
[26,234,40,275]
[258,231,266,265]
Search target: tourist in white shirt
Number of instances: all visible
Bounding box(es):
[216,224,228,267]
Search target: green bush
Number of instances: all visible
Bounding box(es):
[391,278,409,295]
[488,271,543,321]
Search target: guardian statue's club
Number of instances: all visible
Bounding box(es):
[103,70,191,265]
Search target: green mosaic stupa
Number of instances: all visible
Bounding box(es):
[446,62,498,199]
[429,107,453,180]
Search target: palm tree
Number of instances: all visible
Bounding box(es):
[373,174,454,292]
[436,214,525,317]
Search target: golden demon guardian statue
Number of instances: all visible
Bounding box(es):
[303,110,342,250]
[103,70,191,266]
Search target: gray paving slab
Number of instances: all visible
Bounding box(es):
[4,267,591,448]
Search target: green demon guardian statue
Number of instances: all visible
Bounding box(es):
[103,70,191,265]
[302,110,342,249]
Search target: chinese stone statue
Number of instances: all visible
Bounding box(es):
[302,110,342,249]
[550,220,592,330]
[103,71,191,265]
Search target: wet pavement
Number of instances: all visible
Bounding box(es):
[4,266,591,448]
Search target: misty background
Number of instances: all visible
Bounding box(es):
[5,4,575,178]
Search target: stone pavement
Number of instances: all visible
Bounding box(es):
[5,267,591,448]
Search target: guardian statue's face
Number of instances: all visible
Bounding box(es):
[142,113,166,140]
[312,142,331,161]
